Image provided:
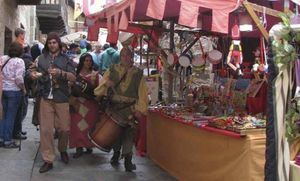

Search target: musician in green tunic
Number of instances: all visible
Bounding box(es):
[94,47,148,172]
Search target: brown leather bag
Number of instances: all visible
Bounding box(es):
[32,97,41,126]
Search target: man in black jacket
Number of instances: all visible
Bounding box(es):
[30,32,76,173]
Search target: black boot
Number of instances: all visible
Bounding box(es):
[73,147,83,159]
[124,154,136,172]
[110,151,120,165]
[85,148,93,154]
[60,152,69,164]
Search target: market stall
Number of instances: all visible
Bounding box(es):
[83,0,300,180]
[147,111,265,181]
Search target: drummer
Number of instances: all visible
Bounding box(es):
[94,46,148,172]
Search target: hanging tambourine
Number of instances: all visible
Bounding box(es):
[179,55,191,67]
[192,54,206,66]
[207,50,222,65]
[192,36,206,66]
[167,52,178,66]
[179,51,193,67]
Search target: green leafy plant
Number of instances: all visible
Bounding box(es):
[272,13,296,66]
[285,102,300,143]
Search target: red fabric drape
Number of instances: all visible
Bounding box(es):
[246,82,267,115]
[135,115,147,156]
[87,20,100,41]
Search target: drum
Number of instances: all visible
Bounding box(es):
[88,113,123,152]
[207,50,222,65]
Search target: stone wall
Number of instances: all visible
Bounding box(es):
[67,5,85,34]
[0,0,37,55]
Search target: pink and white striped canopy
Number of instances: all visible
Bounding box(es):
[83,0,283,42]
[85,0,240,39]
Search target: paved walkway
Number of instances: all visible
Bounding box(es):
[0,99,175,181]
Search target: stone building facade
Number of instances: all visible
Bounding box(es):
[0,0,38,55]
[67,1,85,34]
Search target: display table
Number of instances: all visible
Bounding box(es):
[290,161,300,181]
[147,112,266,181]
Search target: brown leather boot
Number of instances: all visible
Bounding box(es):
[124,154,136,172]
[39,162,53,173]
[60,152,69,164]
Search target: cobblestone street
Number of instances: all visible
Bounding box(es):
[0,99,174,181]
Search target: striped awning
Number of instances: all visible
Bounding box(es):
[84,0,241,42]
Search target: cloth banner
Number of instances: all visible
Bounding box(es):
[146,0,167,20]
[87,20,100,41]
[146,0,240,34]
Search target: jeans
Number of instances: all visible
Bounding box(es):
[13,95,29,136]
[0,91,22,144]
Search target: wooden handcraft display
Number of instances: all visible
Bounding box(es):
[252,38,268,80]
[227,20,243,76]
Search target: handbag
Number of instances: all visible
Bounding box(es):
[32,97,41,126]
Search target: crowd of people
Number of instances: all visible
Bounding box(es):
[0,29,148,174]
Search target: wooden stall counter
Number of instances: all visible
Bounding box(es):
[147,111,266,181]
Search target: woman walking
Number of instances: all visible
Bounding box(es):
[0,42,25,148]
[69,53,101,158]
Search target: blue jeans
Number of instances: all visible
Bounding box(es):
[0,91,22,144]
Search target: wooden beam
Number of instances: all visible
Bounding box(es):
[170,21,175,52]
[243,1,269,41]
[129,23,213,36]
[245,1,282,18]
[139,35,143,65]
[181,36,200,55]
[168,20,175,104]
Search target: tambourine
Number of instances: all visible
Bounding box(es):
[179,54,191,67]
[207,50,222,65]
[179,50,193,67]
[167,53,178,66]
[192,54,206,66]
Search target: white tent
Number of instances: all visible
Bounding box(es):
[61,31,87,43]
